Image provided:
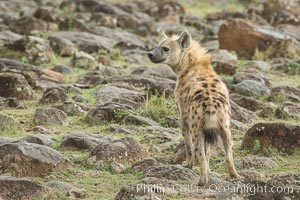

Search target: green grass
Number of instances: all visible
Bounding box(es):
[183,0,244,17]
[140,92,177,127]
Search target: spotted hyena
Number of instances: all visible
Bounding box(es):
[148,31,239,185]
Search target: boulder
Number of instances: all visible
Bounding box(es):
[248,173,300,200]
[21,134,55,147]
[0,72,33,100]
[9,16,57,35]
[0,176,46,200]
[89,26,145,50]
[210,49,238,64]
[115,184,162,200]
[52,64,73,74]
[145,165,199,181]
[49,31,116,53]
[231,94,275,117]
[60,132,114,151]
[230,100,258,123]
[218,18,300,59]
[0,30,22,46]
[242,123,300,153]
[131,65,177,81]
[88,137,149,165]
[34,107,68,126]
[75,66,121,88]
[123,115,159,126]
[7,36,52,65]
[102,75,176,96]
[214,62,237,75]
[233,72,271,87]
[85,103,133,124]
[241,60,271,72]
[275,101,300,119]
[129,157,159,172]
[96,85,145,107]
[269,86,300,103]
[232,80,271,96]
[0,141,70,177]
[46,181,86,198]
[262,0,300,25]
[54,101,88,116]
[235,156,278,169]
[39,87,68,105]
[33,6,58,22]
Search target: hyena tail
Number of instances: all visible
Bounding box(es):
[203,105,219,145]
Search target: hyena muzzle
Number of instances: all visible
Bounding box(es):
[148,30,240,186]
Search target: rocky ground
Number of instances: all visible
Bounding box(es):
[0,0,300,199]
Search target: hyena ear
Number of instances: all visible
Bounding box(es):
[162,30,168,39]
[177,31,191,49]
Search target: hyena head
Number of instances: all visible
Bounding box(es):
[148,31,191,70]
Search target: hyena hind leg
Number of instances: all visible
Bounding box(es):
[194,131,208,186]
[182,124,194,169]
[220,127,240,178]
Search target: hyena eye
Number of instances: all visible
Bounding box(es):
[162,47,170,52]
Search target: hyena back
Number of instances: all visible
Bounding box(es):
[148,31,239,185]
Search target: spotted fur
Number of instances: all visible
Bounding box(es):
[148,31,240,186]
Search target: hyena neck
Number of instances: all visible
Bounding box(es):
[174,40,213,76]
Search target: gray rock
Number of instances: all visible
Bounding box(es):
[145,165,199,181]
[235,156,278,169]
[0,72,33,100]
[231,94,275,117]
[123,115,159,126]
[0,141,70,177]
[88,137,149,165]
[131,65,177,81]
[129,157,159,172]
[54,101,88,116]
[21,134,55,147]
[211,49,238,64]
[75,66,121,88]
[275,101,300,119]
[270,86,300,103]
[232,80,271,96]
[49,31,116,53]
[60,132,114,151]
[39,87,68,105]
[233,72,271,87]
[90,26,145,50]
[52,64,73,74]
[46,181,86,198]
[248,173,300,200]
[230,100,258,123]
[96,85,145,108]
[0,176,46,200]
[102,75,176,96]
[7,36,52,65]
[9,16,57,35]
[85,102,133,124]
[242,60,271,72]
[0,30,22,46]
[34,107,68,126]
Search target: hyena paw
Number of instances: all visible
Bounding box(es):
[182,161,193,169]
[230,173,241,179]
[198,176,208,186]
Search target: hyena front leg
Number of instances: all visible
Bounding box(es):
[194,130,208,186]
[220,127,240,178]
[181,121,194,169]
